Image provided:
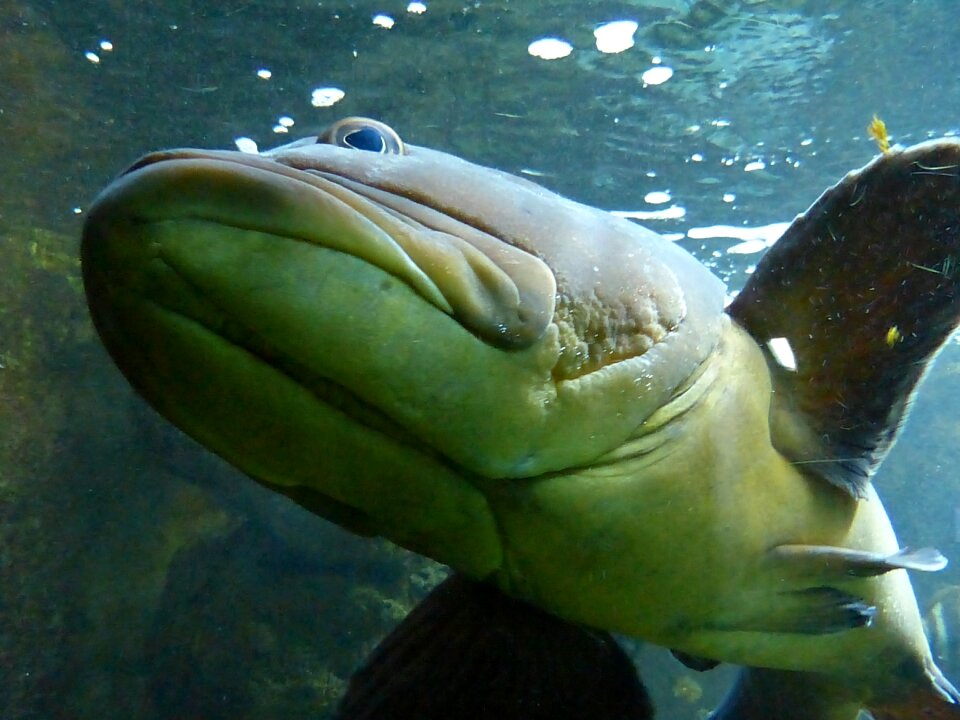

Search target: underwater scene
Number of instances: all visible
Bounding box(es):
[5,0,960,718]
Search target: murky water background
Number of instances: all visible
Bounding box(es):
[4,1,960,718]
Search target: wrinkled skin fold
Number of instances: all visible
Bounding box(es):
[83,118,960,719]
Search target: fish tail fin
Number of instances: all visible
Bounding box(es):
[336,574,653,720]
[869,660,960,719]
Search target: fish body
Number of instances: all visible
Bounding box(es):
[82,118,960,718]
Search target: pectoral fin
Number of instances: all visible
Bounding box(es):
[709,586,875,635]
[727,139,960,496]
[771,544,948,578]
[709,543,947,637]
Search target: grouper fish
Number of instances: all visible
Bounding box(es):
[82,117,960,719]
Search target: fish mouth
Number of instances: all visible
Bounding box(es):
[83,153,437,447]
[81,149,522,574]
[79,148,570,485]
[81,136,724,520]
[112,147,558,349]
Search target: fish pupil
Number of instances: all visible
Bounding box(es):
[343,127,387,153]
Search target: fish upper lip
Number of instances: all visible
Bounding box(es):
[83,154,469,477]
[113,148,557,350]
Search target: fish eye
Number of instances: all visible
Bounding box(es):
[317,117,406,155]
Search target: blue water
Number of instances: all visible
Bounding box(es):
[4,1,960,718]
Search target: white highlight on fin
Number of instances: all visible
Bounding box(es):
[767,337,797,371]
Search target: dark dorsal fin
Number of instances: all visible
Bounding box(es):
[727,139,960,496]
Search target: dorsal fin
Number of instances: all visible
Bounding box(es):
[728,139,960,496]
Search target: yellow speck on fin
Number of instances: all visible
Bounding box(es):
[886,325,901,347]
[868,114,891,154]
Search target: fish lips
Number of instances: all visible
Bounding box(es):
[80,144,723,489]
[80,150,564,482]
